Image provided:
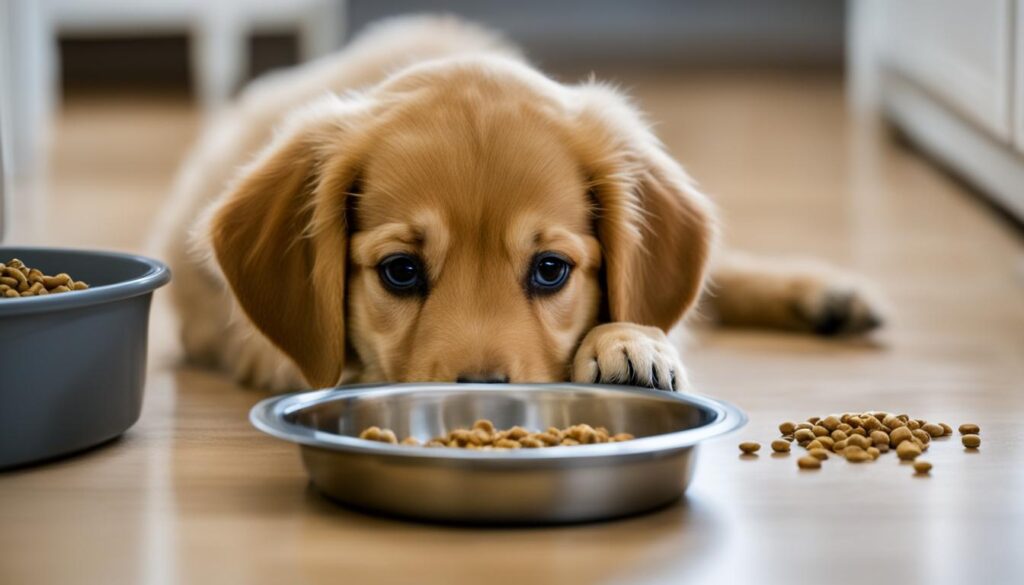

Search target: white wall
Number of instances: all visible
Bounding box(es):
[348,0,846,66]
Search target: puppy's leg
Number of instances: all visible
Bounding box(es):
[572,323,686,391]
[704,252,886,336]
[221,317,309,392]
[170,241,307,392]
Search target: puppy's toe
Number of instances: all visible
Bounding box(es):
[795,283,886,337]
[572,324,685,391]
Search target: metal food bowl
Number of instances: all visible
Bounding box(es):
[0,247,170,469]
[251,383,745,524]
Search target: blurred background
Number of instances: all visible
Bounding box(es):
[1,0,1022,276]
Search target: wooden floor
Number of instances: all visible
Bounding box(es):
[2,70,1023,585]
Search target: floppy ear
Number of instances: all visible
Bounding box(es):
[209,102,362,387]
[575,87,717,331]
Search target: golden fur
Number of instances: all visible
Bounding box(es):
[159,15,882,392]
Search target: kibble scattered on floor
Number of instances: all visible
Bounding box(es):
[738,441,761,454]
[797,455,821,469]
[962,434,981,449]
[741,413,982,476]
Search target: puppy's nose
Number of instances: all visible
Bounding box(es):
[456,373,510,384]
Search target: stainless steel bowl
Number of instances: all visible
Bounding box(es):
[251,383,745,524]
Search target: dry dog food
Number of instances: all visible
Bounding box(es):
[896,440,921,460]
[962,434,981,448]
[0,258,89,298]
[808,447,830,460]
[742,411,983,477]
[738,441,761,454]
[358,419,635,449]
[797,455,821,469]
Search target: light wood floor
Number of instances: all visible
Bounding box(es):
[2,70,1023,585]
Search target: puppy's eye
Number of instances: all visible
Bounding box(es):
[378,254,426,295]
[528,253,573,295]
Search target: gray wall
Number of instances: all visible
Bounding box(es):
[347,0,845,67]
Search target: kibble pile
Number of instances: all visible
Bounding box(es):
[738,412,981,475]
[360,419,635,449]
[0,258,89,298]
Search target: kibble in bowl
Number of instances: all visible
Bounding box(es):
[0,258,89,298]
[250,383,747,524]
[359,420,635,449]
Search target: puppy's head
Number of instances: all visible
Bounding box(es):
[210,58,715,387]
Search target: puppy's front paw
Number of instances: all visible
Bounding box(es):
[572,323,685,391]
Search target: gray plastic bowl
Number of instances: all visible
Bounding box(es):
[0,247,170,469]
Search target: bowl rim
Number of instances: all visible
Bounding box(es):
[250,382,747,463]
[0,246,171,316]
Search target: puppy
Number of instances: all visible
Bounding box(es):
[159,16,882,392]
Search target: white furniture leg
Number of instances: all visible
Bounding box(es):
[192,5,247,114]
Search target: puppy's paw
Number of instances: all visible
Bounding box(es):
[224,323,308,392]
[791,279,886,337]
[572,323,686,391]
[709,254,888,338]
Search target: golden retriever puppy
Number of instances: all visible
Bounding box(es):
[159,15,882,392]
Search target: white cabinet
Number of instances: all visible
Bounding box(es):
[880,0,1014,142]
[852,0,1024,223]
[1016,4,1024,154]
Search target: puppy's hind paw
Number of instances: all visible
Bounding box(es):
[793,282,886,337]
[708,254,888,338]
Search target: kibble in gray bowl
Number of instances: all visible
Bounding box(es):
[0,247,170,469]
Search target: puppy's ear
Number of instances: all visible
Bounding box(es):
[209,102,362,387]
[575,87,716,331]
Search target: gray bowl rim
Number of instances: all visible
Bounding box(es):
[251,383,747,463]
[0,246,171,316]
